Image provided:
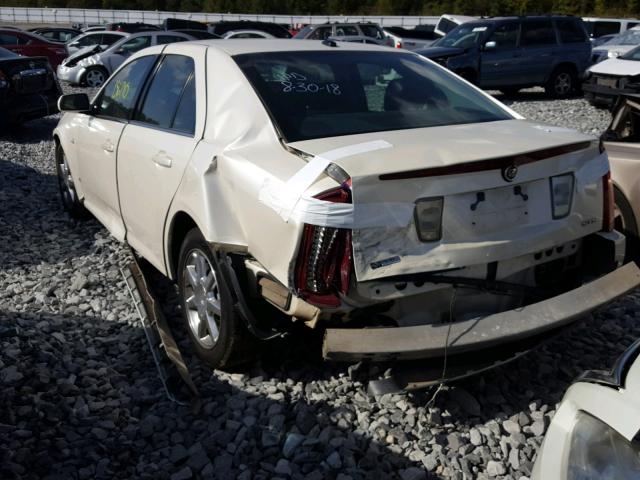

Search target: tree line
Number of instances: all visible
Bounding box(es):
[1,0,639,19]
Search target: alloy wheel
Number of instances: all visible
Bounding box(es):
[554,73,572,96]
[181,249,222,350]
[57,151,77,206]
[85,69,106,87]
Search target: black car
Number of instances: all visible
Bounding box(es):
[105,22,160,33]
[416,15,592,98]
[0,47,61,127]
[28,27,81,43]
[208,20,291,38]
[169,29,219,40]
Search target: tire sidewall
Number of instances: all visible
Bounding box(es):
[177,229,237,368]
[56,143,88,219]
[546,67,575,98]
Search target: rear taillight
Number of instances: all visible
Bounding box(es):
[295,185,352,307]
[395,40,403,48]
[603,172,615,232]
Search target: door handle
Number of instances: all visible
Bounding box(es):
[152,151,172,168]
[102,140,115,153]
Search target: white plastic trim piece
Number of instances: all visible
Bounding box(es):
[260,140,393,223]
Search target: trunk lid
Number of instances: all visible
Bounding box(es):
[288,120,608,282]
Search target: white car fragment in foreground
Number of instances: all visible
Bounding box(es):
[533,338,640,479]
[53,39,640,372]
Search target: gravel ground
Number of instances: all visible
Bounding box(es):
[1,88,639,480]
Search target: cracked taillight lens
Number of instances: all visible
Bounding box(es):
[295,185,352,307]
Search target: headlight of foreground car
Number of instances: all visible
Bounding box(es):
[414,197,443,242]
[608,50,621,58]
[550,174,574,219]
[567,412,640,480]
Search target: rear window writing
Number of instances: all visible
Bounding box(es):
[235,51,512,142]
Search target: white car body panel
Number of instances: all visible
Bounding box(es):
[588,56,640,76]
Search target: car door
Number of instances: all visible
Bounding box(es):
[106,35,152,73]
[117,46,205,272]
[74,55,158,241]
[479,22,521,88]
[0,32,28,56]
[518,19,558,84]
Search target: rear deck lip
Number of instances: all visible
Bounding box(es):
[377,141,592,181]
[322,262,640,362]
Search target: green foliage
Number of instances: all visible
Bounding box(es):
[2,0,639,17]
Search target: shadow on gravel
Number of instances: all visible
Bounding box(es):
[0,305,444,480]
[0,159,102,268]
[0,117,60,143]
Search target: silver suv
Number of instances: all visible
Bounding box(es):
[294,22,391,45]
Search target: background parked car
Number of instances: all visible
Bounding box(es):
[208,20,291,38]
[222,30,274,39]
[163,18,207,31]
[28,27,81,44]
[532,338,640,480]
[383,26,437,49]
[81,25,106,33]
[583,45,640,107]
[326,35,388,45]
[170,29,219,40]
[293,22,387,44]
[105,22,160,33]
[0,28,68,69]
[601,93,640,259]
[417,15,591,98]
[591,32,617,47]
[434,14,476,36]
[66,31,127,55]
[590,26,640,63]
[57,30,199,87]
[582,16,640,40]
[0,47,61,127]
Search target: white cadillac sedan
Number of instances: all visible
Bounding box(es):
[54,40,640,370]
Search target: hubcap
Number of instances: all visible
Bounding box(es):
[58,151,76,205]
[555,73,572,95]
[182,249,221,350]
[86,70,105,87]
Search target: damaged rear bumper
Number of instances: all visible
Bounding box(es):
[323,262,640,362]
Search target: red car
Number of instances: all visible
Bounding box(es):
[0,29,68,69]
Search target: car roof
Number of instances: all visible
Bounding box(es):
[186,38,394,55]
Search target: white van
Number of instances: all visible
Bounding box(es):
[582,17,640,39]
[434,14,476,37]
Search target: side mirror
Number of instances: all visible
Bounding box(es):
[58,93,90,112]
[484,41,496,50]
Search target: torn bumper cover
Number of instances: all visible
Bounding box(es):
[323,262,640,362]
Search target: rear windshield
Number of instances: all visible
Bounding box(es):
[234,51,511,142]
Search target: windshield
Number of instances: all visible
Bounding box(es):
[620,45,640,60]
[433,22,489,48]
[234,51,512,142]
[606,29,640,45]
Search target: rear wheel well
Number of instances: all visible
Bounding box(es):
[549,62,577,79]
[168,212,198,280]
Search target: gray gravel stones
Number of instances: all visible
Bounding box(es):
[2,86,640,480]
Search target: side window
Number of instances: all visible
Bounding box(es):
[135,55,195,134]
[520,20,557,46]
[0,34,19,45]
[486,22,519,49]
[120,36,152,54]
[556,19,587,43]
[309,27,332,40]
[157,35,188,45]
[172,76,196,135]
[336,26,358,36]
[360,25,384,39]
[594,21,620,37]
[94,56,157,120]
[101,34,122,46]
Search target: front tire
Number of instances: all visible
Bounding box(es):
[56,143,89,219]
[545,67,576,98]
[83,67,108,88]
[177,228,253,369]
